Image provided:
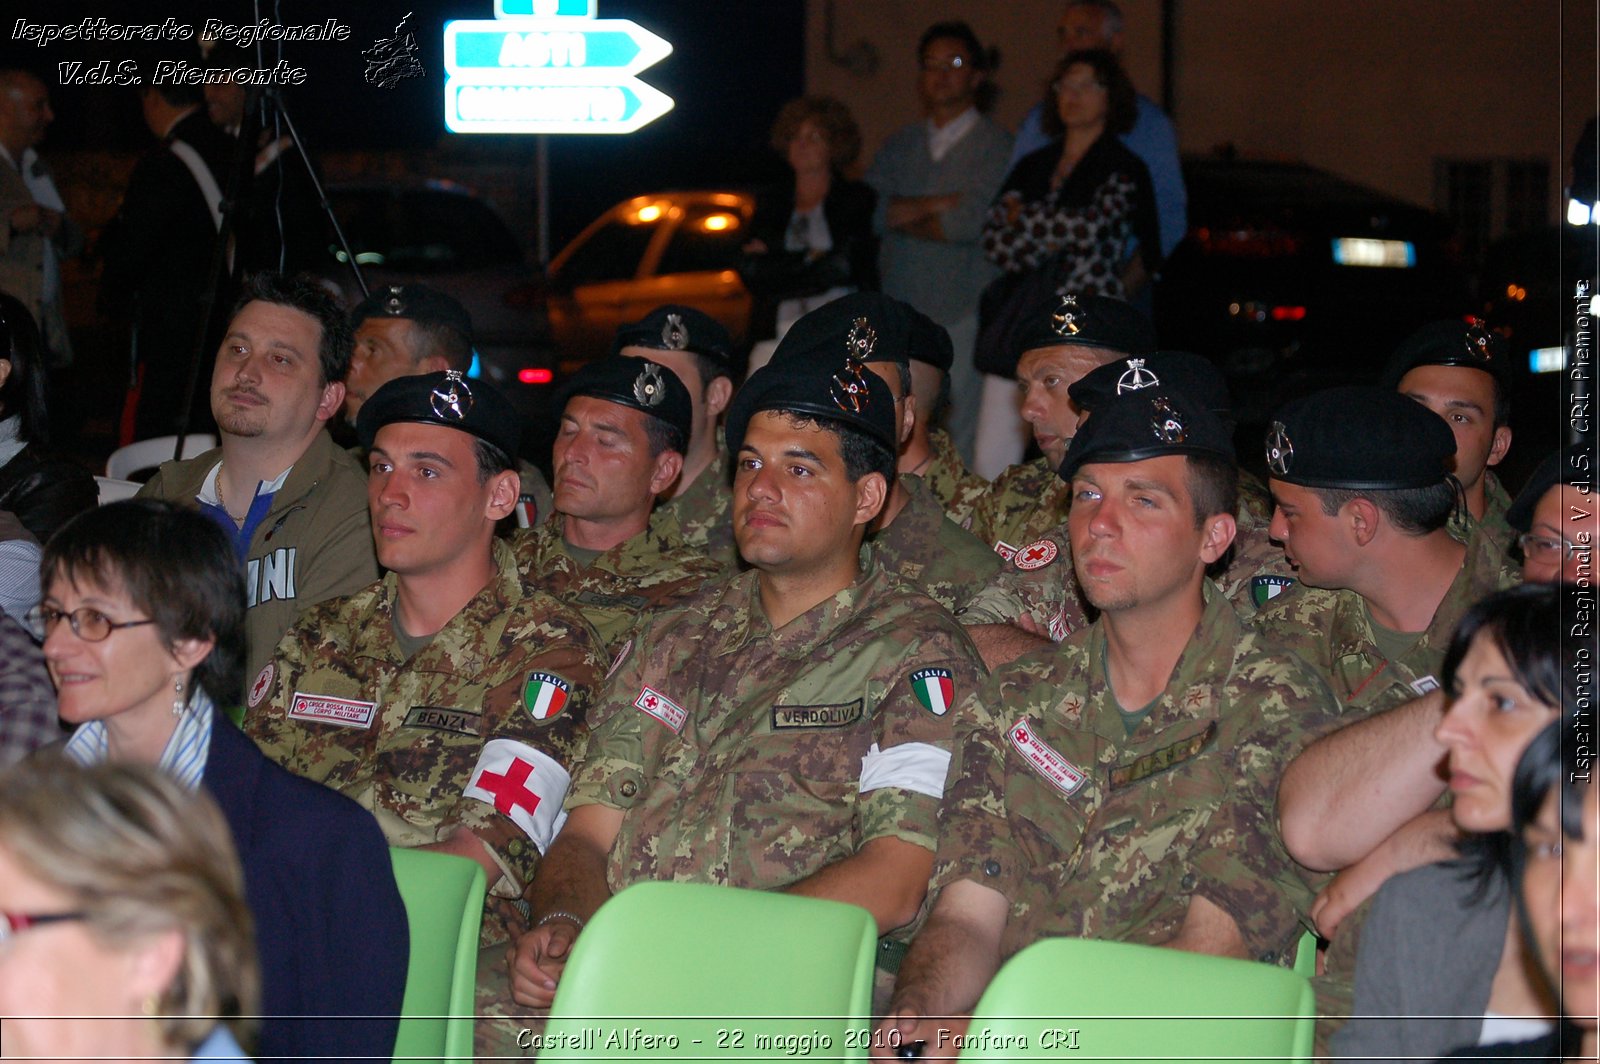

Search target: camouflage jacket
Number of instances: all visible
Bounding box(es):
[967,456,1071,561]
[1447,469,1516,557]
[934,584,1336,963]
[656,430,739,570]
[567,555,983,907]
[958,470,1294,636]
[511,508,722,658]
[918,428,990,530]
[870,475,1002,612]
[246,539,605,941]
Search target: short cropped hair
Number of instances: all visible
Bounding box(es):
[769,96,863,170]
[918,21,987,69]
[1066,0,1126,38]
[1185,453,1240,529]
[1041,48,1139,137]
[472,437,517,484]
[774,411,896,485]
[42,500,247,710]
[0,760,258,1050]
[1312,479,1458,536]
[230,272,353,385]
[643,416,687,459]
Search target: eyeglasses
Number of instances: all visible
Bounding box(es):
[920,55,969,72]
[0,910,86,945]
[1517,533,1588,566]
[28,605,156,643]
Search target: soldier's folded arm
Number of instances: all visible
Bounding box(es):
[512,802,624,1008]
[780,834,934,934]
[1276,688,1449,871]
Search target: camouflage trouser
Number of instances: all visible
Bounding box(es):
[473,941,550,1062]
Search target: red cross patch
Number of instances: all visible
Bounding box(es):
[248,663,274,708]
[475,758,541,818]
[634,686,687,732]
[1014,540,1059,571]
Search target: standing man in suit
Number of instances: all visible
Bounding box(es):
[99,81,235,440]
[0,69,82,370]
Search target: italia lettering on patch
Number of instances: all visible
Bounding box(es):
[993,539,1019,563]
[247,663,274,708]
[1251,574,1296,609]
[910,668,955,716]
[772,700,864,730]
[403,705,482,737]
[288,691,377,729]
[1108,720,1218,790]
[1409,675,1441,696]
[1014,540,1059,571]
[634,686,687,733]
[1008,718,1086,796]
[523,672,571,720]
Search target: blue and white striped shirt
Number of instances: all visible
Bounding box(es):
[62,688,215,791]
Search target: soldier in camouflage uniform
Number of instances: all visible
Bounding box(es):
[967,292,1156,557]
[898,306,989,527]
[616,305,742,570]
[507,329,983,1017]
[1382,318,1520,556]
[246,372,606,950]
[512,356,721,657]
[1237,387,1520,1048]
[772,294,1000,611]
[877,389,1336,1049]
[959,353,1297,656]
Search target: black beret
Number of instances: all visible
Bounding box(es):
[610,304,734,372]
[772,292,915,370]
[726,353,898,458]
[357,370,521,458]
[1058,388,1235,481]
[1265,386,1456,490]
[907,307,954,373]
[1070,351,1234,421]
[1381,318,1514,393]
[1506,444,1594,532]
[351,284,473,342]
[986,291,1156,378]
[556,356,693,450]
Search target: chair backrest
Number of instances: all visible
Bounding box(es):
[544,881,878,1062]
[93,476,142,505]
[1292,927,1319,978]
[964,937,1315,1064]
[388,848,486,1064]
[105,434,217,480]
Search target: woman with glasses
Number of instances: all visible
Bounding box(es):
[0,759,255,1062]
[35,498,408,1064]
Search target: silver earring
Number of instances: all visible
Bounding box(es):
[172,678,185,717]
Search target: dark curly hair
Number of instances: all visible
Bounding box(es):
[769,96,862,170]
[1041,48,1138,138]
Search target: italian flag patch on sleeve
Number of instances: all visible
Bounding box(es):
[523,672,570,720]
[910,667,955,716]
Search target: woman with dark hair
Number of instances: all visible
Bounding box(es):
[35,499,408,1064]
[1335,583,1576,1062]
[0,291,95,542]
[742,95,878,374]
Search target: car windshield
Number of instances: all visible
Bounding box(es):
[327,189,522,272]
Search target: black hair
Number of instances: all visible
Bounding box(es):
[772,411,896,485]
[412,319,473,373]
[229,272,353,386]
[1185,453,1239,530]
[1442,583,1569,897]
[0,292,52,447]
[41,500,247,710]
[471,437,516,485]
[1313,479,1458,536]
[1041,48,1139,138]
[642,416,687,459]
[918,21,987,69]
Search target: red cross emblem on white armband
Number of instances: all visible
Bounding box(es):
[475,758,542,817]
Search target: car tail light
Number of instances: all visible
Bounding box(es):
[1193,226,1303,258]
[1270,305,1307,321]
[518,368,554,385]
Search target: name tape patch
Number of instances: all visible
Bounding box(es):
[288,691,377,729]
[1008,718,1086,796]
[1107,720,1218,790]
[772,700,864,730]
[403,705,482,737]
[634,686,687,733]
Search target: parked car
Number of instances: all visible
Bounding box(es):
[314,181,557,455]
[541,191,756,375]
[1155,156,1473,418]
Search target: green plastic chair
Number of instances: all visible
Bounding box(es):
[1292,927,1320,978]
[389,848,486,1064]
[543,881,878,1061]
[962,937,1315,1064]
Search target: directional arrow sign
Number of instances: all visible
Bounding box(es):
[444,78,674,134]
[444,19,672,79]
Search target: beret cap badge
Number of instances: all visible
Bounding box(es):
[846,316,878,362]
[1150,397,1187,444]
[1265,421,1295,476]
[632,362,667,407]
[429,370,474,421]
[1116,357,1160,395]
[830,358,872,414]
[382,286,406,315]
[660,313,689,351]
[1052,294,1082,336]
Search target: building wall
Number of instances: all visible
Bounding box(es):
[807,0,1594,221]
